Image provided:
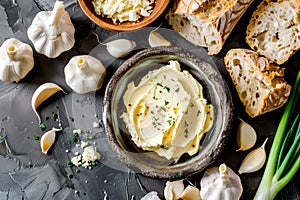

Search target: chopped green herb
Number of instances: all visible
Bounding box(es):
[164,100,169,106]
[73,132,79,137]
[161,107,166,112]
[33,135,39,141]
[86,135,93,140]
[184,128,189,134]
[163,75,167,79]
[39,123,46,131]
[27,162,33,168]
[163,86,170,92]
[52,112,58,121]
[184,120,189,127]
[91,161,97,166]
[157,83,163,87]
[167,120,172,126]
[55,106,59,109]
[197,110,201,116]
[76,169,80,173]
[71,137,77,142]
[0,133,3,139]
[63,131,67,134]
[82,192,86,196]
[67,161,73,168]
[67,174,74,179]
[69,117,74,122]
[67,141,71,145]
[44,116,50,121]
[81,114,84,118]
[175,87,180,93]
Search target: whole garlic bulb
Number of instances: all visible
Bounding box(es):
[64,55,106,94]
[27,1,75,58]
[0,38,34,82]
[200,164,243,200]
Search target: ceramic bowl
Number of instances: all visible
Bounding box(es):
[78,0,171,31]
[103,46,234,179]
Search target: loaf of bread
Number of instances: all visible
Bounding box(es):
[246,0,300,64]
[224,49,291,118]
[166,0,254,55]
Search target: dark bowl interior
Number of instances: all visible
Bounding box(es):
[103,46,234,179]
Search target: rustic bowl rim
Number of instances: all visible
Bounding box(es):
[102,46,234,179]
[78,0,171,32]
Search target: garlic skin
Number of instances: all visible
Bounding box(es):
[149,31,171,47]
[40,127,61,154]
[164,180,184,200]
[31,82,66,123]
[238,138,268,174]
[64,55,106,94]
[0,38,34,82]
[27,1,75,58]
[105,39,136,58]
[200,164,243,200]
[180,185,201,200]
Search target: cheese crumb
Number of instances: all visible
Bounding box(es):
[93,122,100,128]
[92,0,155,24]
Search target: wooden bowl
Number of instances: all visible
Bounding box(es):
[78,0,171,32]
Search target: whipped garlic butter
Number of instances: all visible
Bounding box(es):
[121,60,214,160]
[92,0,154,24]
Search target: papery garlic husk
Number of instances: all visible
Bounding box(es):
[149,31,171,47]
[141,191,161,200]
[180,185,201,200]
[236,119,257,151]
[0,38,34,82]
[200,163,243,200]
[238,138,268,174]
[164,180,184,200]
[64,55,106,94]
[105,39,136,58]
[27,0,75,58]
[40,127,61,154]
[32,82,66,123]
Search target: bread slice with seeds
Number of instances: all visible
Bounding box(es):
[246,0,300,64]
[224,48,291,118]
[166,0,254,55]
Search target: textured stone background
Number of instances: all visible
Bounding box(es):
[0,0,299,199]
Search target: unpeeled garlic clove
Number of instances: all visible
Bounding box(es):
[164,180,184,200]
[148,31,171,47]
[40,127,61,154]
[238,138,268,174]
[105,39,136,58]
[31,83,66,123]
[180,185,201,200]
[236,119,257,151]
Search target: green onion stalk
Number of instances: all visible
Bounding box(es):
[254,69,300,200]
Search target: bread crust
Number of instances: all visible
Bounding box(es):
[167,0,254,54]
[246,0,300,64]
[224,48,291,118]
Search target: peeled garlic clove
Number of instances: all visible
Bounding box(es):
[164,180,184,200]
[237,119,257,151]
[40,128,61,154]
[238,138,268,174]
[180,185,201,200]
[148,31,171,47]
[105,39,136,58]
[31,82,66,123]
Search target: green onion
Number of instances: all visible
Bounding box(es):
[254,70,300,200]
[69,116,74,122]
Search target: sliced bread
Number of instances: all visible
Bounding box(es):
[166,0,254,55]
[246,0,300,64]
[224,48,291,118]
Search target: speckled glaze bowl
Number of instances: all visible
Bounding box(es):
[103,47,234,179]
